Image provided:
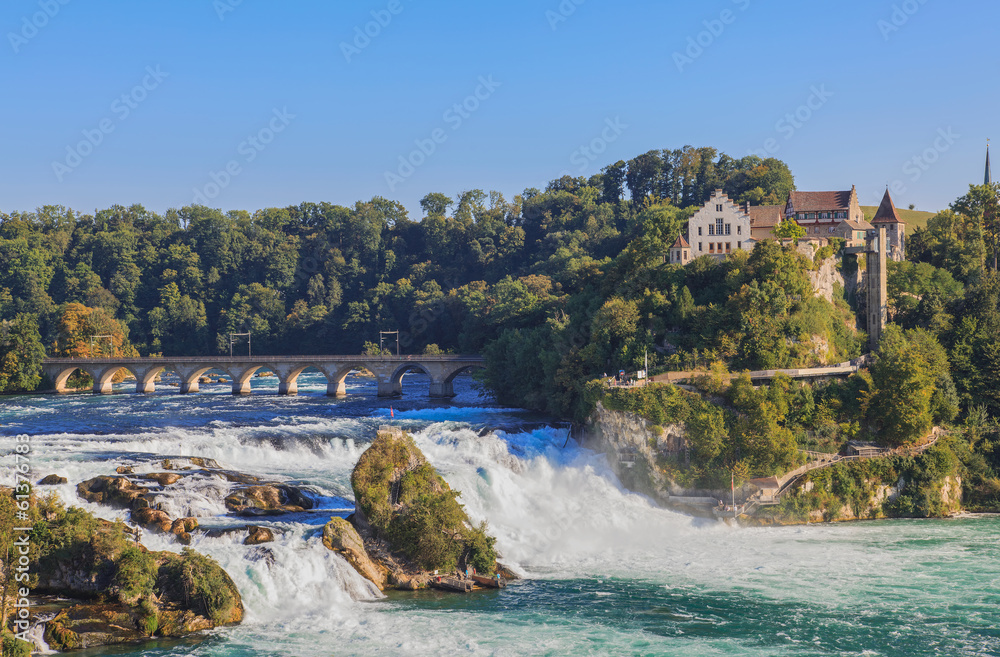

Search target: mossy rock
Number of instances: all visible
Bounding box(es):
[350,428,498,574]
[322,517,387,589]
[157,549,244,626]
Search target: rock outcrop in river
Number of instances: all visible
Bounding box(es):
[1,489,243,653]
[325,426,507,591]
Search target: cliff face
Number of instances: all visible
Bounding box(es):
[585,404,967,525]
[584,402,697,503]
[809,257,845,304]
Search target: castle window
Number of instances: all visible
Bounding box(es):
[737,225,742,235]
[699,242,703,252]
[725,224,731,235]
[716,218,723,234]
[725,242,731,253]
[716,204,723,212]
[709,225,715,236]
[698,226,703,236]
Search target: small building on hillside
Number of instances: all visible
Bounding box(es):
[785,186,865,239]
[747,204,784,241]
[844,441,883,458]
[688,189,753,259]
[834,217,874,248]
[668,234,692,265]
[870,188,906,261]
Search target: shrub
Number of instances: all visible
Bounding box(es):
[162,549,239,624]
[112,546,157,605]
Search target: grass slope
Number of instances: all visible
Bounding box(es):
[861,205,936,235]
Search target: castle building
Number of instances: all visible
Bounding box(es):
[686,189,753,259]
[746,204,784,241]
[834,217,874,248]
[870,188,906,261]
[785,186,865,238]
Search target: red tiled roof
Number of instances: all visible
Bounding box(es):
[748,205,783,227]
[788,190,853,212]
[671,234,690,248]
[871,189,905,224]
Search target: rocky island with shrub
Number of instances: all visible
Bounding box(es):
[322,426,510,591]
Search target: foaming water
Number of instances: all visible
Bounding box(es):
[3,381,999,656]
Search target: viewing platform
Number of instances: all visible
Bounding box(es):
[40,355,485,398]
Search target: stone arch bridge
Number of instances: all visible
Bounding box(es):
[40,355,485,398]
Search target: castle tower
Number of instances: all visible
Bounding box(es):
[866,225,888,352]
[871,188,906,261]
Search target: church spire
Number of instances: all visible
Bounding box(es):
[987,140,992,186]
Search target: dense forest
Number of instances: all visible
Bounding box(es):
[2,145,1000,452]
[0,148,793,388]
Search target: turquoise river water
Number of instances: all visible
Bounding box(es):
[1,372,998,656]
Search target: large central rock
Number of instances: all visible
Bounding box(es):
[324,426,502,590]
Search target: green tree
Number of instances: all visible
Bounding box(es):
[861,325,938,447]
[773,219,806,241]
[0,314,45,392]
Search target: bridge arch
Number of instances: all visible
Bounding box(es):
[50,366,97,394]
[385,362,433,397]
[93,365,140,395]
[174,365,238,394]
[430,363,486,398]
[322,363,370,397]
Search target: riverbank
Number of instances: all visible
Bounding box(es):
[582,395,999,523]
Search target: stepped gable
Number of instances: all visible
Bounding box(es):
[871,189,904,224]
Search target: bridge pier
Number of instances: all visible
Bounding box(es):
[428,380,455,398]
[377,378,401,397]
[93,378,114,395]
[327,379,346,397]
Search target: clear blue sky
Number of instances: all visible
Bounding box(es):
[2,0,995,218]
